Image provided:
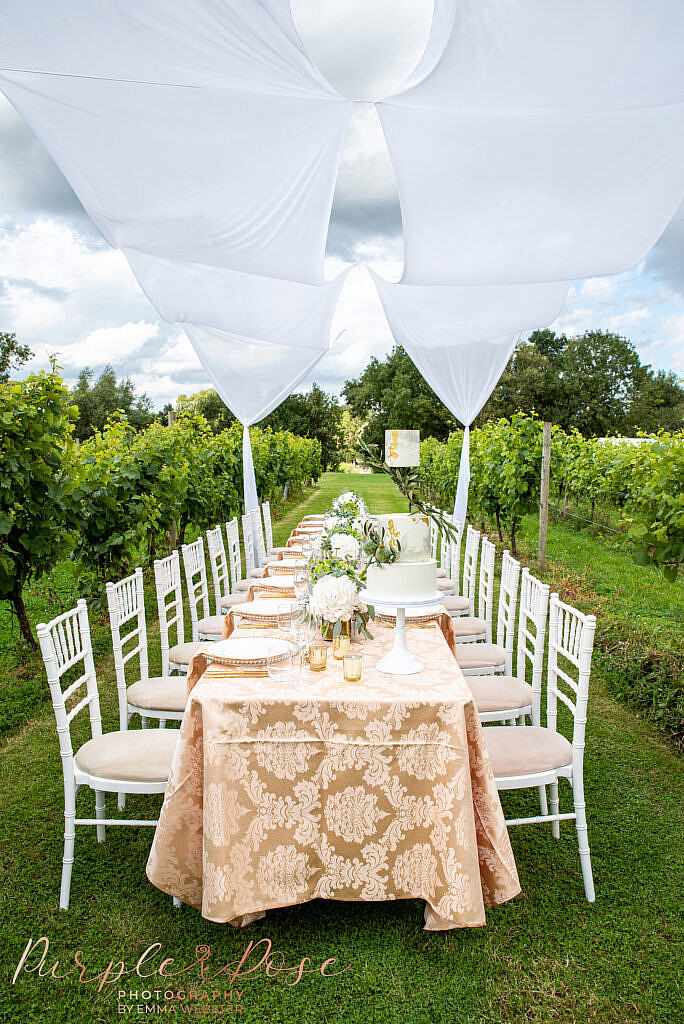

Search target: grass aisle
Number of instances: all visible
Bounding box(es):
[1,474,683,1024]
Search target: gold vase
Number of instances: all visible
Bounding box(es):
[321,618,351,642]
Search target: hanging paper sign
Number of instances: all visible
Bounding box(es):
[385,429,420,467]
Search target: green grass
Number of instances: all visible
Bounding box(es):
[1,474,683,1023]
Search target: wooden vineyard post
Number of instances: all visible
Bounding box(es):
[538,421,551,569]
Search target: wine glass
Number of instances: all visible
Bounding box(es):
[293,569,309,601]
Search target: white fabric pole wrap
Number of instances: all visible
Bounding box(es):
[242,424,258,515]
[453,425,470,526]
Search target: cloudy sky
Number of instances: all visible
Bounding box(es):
[1,0,683,408]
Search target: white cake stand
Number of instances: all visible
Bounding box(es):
[359,589,442,675]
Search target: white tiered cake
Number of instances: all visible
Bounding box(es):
[366,513,437,601]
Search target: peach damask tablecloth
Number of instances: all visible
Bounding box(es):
[146,616,520,929]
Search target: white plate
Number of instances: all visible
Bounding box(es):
[259,574,295,589]
[232,599,296,621]
[208,636,295,666]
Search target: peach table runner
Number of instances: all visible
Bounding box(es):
[147,609,520,929]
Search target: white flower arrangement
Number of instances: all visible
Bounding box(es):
[329,532,360,563]
[309,573,359,624]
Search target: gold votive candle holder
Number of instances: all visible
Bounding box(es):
[309,642,328,672]
[343,653,362,682]
[332,633,351,660]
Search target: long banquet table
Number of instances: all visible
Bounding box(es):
[147,520,520,929]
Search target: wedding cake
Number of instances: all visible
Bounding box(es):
[366,513,437,601]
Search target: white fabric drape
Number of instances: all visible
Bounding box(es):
[378,0,684,286]
[241,424,258,515]
[372,274,570,515]
[0,0,351,284]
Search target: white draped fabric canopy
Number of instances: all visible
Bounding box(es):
[1,0,683,515]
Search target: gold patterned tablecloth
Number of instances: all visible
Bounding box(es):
[147,612,520,929]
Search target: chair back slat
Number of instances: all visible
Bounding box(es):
[154,551,185,676]
[206,525,230,615]
[241,513,256,574]
[477,537,496,641]
[547,595,596,757]
[37,601,103,763]
[226,517,242,589]
[496,551,521,674]
[182,537,210,641]
[262,501,274,554]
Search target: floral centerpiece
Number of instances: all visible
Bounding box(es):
[308,555,374,639]
[330,490,368,522]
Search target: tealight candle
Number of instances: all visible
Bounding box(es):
[343,653,362,682]
[332,633,351,660]
[309,643,327,672]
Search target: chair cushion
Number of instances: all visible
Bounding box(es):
[249,567,266,578]
[436,568,448,578]
[485,726,572,778]
[443,594,469,613]
[75,729,178,783]
[169,641,206,665]
[221,592,248,610]
[452,616,487,638]
[197,614,225,636]
[234,578,253,592]
[436,577,455,591]
[467,675,533,714]
[454,642,506,670]
[126,676,188,713]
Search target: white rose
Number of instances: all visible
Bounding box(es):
[310,574,358,623]
[330,533,360,562]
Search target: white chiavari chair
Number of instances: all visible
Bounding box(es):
[242,512,267,580]
[181,536,224,641]
[469,569,550,726]
[225,516,252,595]
[455,550,521,675]
[451,536,496,643]
[107,568,187,731]
[154,551,206,675]
[485,596,597,901]
[262,500,289,557]
[37,601,178,910]
[442,523,477,616]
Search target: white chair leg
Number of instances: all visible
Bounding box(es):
[60,786,76,911]
[549,780,560,839]
[572,773,595,902]
[159,718,167,729]
[141,716,149,729]
[117,793,126,811]
[95,790,106,843]
[538,785,548,816]
[172,897,182,909]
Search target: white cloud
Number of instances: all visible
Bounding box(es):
[59,321,160,368]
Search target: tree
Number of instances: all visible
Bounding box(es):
[0,332,32,382]
[0,371,81,646]
[263,384,343,471]
[70,365,154,440]
[481,329,684,435]
[343,346,457,448]
[176,388,235,432]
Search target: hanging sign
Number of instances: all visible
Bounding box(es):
[385,429,420,467]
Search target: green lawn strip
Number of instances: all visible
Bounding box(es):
[1,475,683,1023]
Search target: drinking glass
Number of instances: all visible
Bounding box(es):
[293,569,309,601]
[266,643,295,684]
[343,653,362,682]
